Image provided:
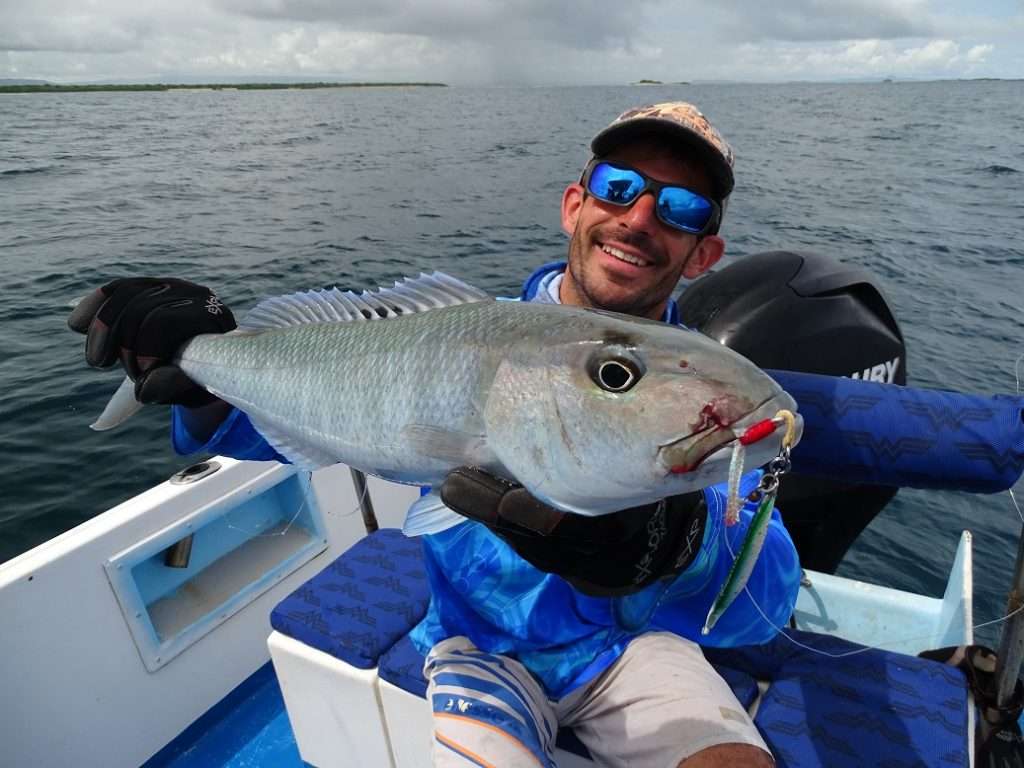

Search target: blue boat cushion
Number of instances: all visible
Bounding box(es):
[270,528,429,669]
[726,631,969,768]
[274,530,970,767]
[714,663,760,711]
[378,634,428,698]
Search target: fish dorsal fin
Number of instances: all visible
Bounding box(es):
[239,271,492,331]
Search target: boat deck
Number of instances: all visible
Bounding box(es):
[144,664,304,768]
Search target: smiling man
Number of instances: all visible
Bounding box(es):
[559,103,730,320]
[425,103,796,768]
[68,101,797,768]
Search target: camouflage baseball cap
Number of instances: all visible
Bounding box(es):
[591,102,735,201]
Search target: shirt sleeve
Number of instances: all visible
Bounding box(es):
[170,405,289,463]
[651,474,801,647]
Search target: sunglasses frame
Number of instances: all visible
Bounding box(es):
[580,159,721,236]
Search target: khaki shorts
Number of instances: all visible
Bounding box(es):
[425,631,769,767]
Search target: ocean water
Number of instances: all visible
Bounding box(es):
[1,81,1021,645]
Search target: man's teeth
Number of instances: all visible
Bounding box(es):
[601,244,649,267]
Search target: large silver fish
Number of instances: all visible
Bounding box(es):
[92,273,801,534]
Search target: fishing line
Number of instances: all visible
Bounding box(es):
[742,577,1024,659]
[1010,487,1023,526]
[223,470,368,538]
[224,471,313,538]
[722,487,1024,659]
[715,358,1024,657]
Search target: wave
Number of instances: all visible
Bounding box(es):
[980,164,1019,175]
[1,166,54,177]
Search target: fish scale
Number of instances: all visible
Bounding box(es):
[179,302,517,481]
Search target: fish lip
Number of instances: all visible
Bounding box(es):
[657,393,788,474]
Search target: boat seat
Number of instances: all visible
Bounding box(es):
[703,633,970,767]
[268,528,432,768]
[271,528,971,768]
[270,527,431,669]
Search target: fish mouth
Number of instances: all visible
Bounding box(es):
[658,392,801,475]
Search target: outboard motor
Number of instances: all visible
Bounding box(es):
[676,250,907,573]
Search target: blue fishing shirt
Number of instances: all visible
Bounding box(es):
[171,262,801,698]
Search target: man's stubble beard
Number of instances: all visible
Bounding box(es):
[566,225,693,320]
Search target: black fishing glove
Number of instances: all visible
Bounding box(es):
[440,468,707,597]
[68,277,236,406]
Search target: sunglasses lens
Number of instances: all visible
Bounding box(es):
[588,162,715,234]
[588,163,644,205]
[657,187,714,234]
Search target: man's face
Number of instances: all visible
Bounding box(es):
[559,142,724,320]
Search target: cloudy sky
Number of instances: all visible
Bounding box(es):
[2,0,1021,84]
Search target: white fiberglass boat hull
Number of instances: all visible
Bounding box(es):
[0,457,974,768]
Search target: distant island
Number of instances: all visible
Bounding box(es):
[630,79,691,86]
[0,81,448,94]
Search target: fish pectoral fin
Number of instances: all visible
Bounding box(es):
[91,376,145,431]
[246,414,338,471]
[402,490,466,537]
[400,424,488,466]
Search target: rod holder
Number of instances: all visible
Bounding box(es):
[350,468,378,534]
[163,534,194,569]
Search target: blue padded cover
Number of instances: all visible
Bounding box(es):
[706,630,970,768]
[771,369,1024,493]
[279,531,969,767]
[270,529,429,669]
[714,664,760,711]
[378,634,429,698]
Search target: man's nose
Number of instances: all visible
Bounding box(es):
[620,191,659,231]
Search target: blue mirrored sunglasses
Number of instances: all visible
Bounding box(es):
[582,160,720,235]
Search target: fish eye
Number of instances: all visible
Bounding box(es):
[594,358,642,393]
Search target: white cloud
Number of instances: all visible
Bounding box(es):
[966,43,994,63]
[187,27,445,78]
[0,0,1016,83]
[723,38,994,80]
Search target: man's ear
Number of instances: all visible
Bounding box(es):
[561,183,585,236]
[682,235,724,279]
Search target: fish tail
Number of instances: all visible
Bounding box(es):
[90,375,145,431]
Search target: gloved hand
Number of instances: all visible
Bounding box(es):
[440,468,708,597]
[68,277,236,406]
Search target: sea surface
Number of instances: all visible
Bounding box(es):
[1,82,1021,646]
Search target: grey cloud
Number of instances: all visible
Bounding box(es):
[214,0,649,50]
[0,0,164,54]
[0,19,150,54]
[712,0,935,42]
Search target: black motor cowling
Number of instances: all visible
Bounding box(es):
[676,250,907,573]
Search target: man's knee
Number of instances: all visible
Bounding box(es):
[677,742,774,767]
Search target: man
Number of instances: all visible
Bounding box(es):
[69,102,799,767]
